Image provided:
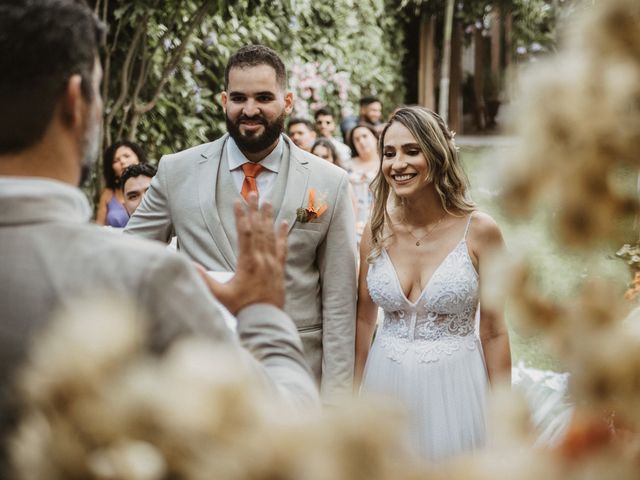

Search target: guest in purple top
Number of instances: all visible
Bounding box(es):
[96,140,146,227]
[105,193,129,227]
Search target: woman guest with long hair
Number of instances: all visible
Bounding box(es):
[348,123,379,242]
[96,140,146,227]
[354,106,511,462]
[311,138,343,169]
[312,138,360,216]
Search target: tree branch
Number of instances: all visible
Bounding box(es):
[101,0,108,23]
[131,33,148,111]
[117,104,129,141]
[104,13,147,137]
[126,31,148,141]
[144,3,182,77]
[101,9,123,120]
[133,2,211,115]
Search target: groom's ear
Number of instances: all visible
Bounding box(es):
[284,91,294,115]
[221,91,228,113]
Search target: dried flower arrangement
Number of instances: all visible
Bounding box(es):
[467,0,640,477]
[9,299,420,480]
[499,0,640,249]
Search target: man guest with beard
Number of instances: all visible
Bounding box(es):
[125,45,357,404]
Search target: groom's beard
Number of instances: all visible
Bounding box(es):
[78,110,101,187]
[226,111,285,154]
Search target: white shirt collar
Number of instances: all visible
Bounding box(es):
[226,135,283,173]
[0,176,92,225]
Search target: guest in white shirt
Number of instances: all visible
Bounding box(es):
[314,107,353,169]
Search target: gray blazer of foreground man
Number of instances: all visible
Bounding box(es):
[126,46,358,403]
[0,1,318,472]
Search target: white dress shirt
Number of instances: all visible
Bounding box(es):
[226,136,284,203]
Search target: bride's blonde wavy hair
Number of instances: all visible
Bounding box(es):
[368,106,475,262]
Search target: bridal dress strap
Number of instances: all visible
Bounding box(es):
[463,213,474,240]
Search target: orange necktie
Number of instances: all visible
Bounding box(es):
[240,162,265,201]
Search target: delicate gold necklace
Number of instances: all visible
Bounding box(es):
[407,213,447,246]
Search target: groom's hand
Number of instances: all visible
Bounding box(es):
[197,192,288,315]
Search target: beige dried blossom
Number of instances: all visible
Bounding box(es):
[493,5,640,467]
[485,382,536,449]
[87,440,166,480]
[10,298,424,480]
[461,1,640,477]
[565,325,640,417]
[426,385,559,480]
[577,0,640,63]
[486,254,564,334]
[18,297,144,411]
[231,399,413,480]
[568,280,631,329]
[444,448,558,480]
[499,0,640,247]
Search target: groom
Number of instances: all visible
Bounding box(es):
[125,45,357,403]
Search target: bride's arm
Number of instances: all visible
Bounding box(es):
[470,212,512,386]
[354,223,379,390]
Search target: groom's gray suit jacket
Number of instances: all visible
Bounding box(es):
[125,135,357,402]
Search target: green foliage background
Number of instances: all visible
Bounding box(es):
[88,0,570,204]
[94,0,407,167]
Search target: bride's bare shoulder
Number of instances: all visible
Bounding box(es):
[467,211,504,251]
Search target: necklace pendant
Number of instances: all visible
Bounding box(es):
[416,241,420,246]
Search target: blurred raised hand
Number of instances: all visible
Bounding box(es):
[197,192,288,315]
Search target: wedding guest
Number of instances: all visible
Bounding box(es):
[359,96,383,126]
[125,45,357,404]
[0,1,318,473]
[96,139,145,227]
[348,123,379,241]
[312,139,358,215]
[314,107,352,168]
[354,106,511,462]
[311,138,342,168]
[121,163,157,216]
[340,95,384,141]
[287,117,316,152]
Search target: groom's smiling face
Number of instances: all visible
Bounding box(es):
[222,64,294,155]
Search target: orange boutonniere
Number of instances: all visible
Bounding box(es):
[296,189,328,223]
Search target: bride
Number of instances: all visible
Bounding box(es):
[354,106,511,462]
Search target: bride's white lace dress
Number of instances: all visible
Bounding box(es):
[362,219,487,462]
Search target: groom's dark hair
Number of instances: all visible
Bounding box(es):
[224,45,287,91]
[0,0,104,154]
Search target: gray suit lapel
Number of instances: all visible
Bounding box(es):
[275,139,311,233]
[215,151,240,265]
[197,134,236,269]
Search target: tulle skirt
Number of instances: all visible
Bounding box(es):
[362,336,488,463]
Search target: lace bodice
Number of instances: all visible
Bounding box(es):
[367,235,480,364]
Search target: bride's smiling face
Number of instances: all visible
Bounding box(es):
[381,121,430,198]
